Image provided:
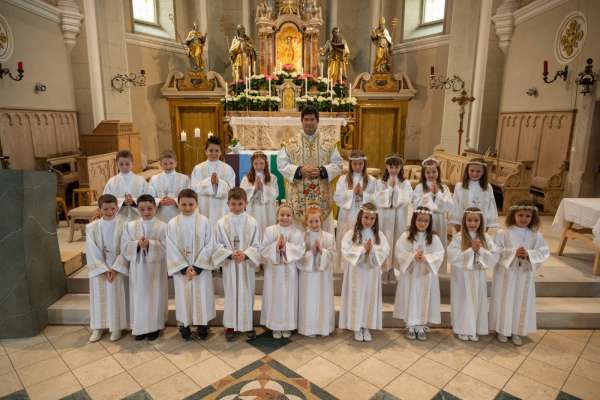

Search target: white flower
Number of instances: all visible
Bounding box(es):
[290,72,298,78]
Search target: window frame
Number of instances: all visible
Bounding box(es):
[418,0,446,28]
[132,0,161,28]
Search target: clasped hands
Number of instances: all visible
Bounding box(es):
[301,165,321,179]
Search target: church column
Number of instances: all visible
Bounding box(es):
[81,0,105,129]
[329,0,338,30]
[242,0,251,36]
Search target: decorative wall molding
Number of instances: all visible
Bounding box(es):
[513,0,569,26]
[125,32,186,54]
[392,34,450,54]
[4,0,83,51]
[491,0,519,54]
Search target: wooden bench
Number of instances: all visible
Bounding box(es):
[67,206,98,242]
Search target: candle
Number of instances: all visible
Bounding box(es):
[320,62,323,78]
[225,82,228,95]
[305,75,308,94]
[17,61,23,71]
[268,78,272,97]
[339,65,343,84]
[430,65,435,75]
[194,128,201,138]
[543,60,548,75]
[349,85,352,98]
[180,130,187,142]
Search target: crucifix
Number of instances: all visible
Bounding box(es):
[102,245,110,260]
[451,90,475,154]
[183,247,192,262]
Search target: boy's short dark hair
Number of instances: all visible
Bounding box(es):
[178,188,198,203]
[205,135,221,150]
[301,105,319,121]
[227,187,247,202]
[137,194,156,206]
[98,194,118,208]
[116,150,133,161]
[160,150,177,161]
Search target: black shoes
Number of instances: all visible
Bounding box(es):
[179,326,192,340]
[147,331,160,341]
[225,328,235,342]
[197,325,209,340]
[246,330,257,340]
[135,334,147,341]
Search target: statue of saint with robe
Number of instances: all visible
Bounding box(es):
[320,27,350,84]
[229,25,257,82]
[370,16,392,73]
[184,23,206,72]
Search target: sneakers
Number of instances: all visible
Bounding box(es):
[179,326,192,340]
[197,325,209,340]
[497,333,508,343]
[110,330,122,342]
[246,330,257,340]
[457,334,470,341]
[272,330,283,339]
[89,329,103,342]
[362,328,372,342]
[469,335,479,342]
[417,328,427,341]
[147,331,160,341]
[407,327,416,340]
[282,331,292,339]
[354,330,364,342]
[511,335,523,346]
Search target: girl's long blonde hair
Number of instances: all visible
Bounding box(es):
[460,207,488,251]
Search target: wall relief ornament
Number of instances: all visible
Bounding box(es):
[554,11,586,64]
[0,13,14,62]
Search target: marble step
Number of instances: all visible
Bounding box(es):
[65,265,600,298]
[61,251,85,277]
[47,293,600,329]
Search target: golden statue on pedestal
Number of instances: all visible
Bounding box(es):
[229,25,257,82]
[370,16,392,73]
[320,27,349,84]
[184,23,206,72]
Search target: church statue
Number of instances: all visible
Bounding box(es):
[320,27,349,84]
[184,23,206,72]
[303,0,322,20]
[257,0,272,19]
[278,0,300,16]
[370,16,392,73]
[229,25,257,82]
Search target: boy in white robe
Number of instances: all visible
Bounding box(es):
[334,150,377,272]
[260,203,305,339]
[375,154,413,282]
[394,207,445,341]
[412,157,453,246]
[490,201,550,346]
[149,150,190,223]
[449,158,499,232]
[166,189,216,340]
[87,194,128,342]
[339,202,390,342]
[298,206,336,337]
[120,195,168,341]
[103,150,149,221]
[448,208,499,341]
[240,151,279,232]
[190,134,236,226]
[212,188,261,341]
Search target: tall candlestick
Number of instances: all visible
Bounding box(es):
[268,78,272,97]
[225,82,228,95]
[194,128,201,138]
[320,62,323,77]
[349,85,352,98]
[180,130,187,142]
[305,75,308,94]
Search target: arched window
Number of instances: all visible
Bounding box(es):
[402,0,447,41]
[421,0,446,25]
[130,0,175,40]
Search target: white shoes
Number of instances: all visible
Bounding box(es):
[110,330,122,342]
[511,335,522,346]
[272,330,283,339]
[354,330,364,342]
[497,333,509,343]
[407,328,416,340]
[469,335,479,342]
[89,329,104,342]
[362,328,372,342]
[282,331,292,339]
[458,334,470,341]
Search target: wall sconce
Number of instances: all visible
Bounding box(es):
[429,65,465,91]
[542,60,568,83]
[575,58,598,96]
[526,87,538,97]
[0,61,24,81]
[111,69,146,92]
[34,83,47,93]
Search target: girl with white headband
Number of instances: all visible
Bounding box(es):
[334,150,378,271]
[393,206,445,341]
[375,154,413,283]
[489,200,549,346]
[412,157,454,246]
[448,207,499,342]
[450,158,499,233]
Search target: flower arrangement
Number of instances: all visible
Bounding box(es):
[296,93,356,112]
[222,92,281,111]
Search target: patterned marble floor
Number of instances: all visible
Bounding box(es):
[1,326,599,400]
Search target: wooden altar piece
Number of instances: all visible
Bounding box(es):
[76,152,117,199]
[79,120,142,173]
[496,110,575,214]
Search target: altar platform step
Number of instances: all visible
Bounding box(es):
[47,293,600,329]
[65,263,600,299]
